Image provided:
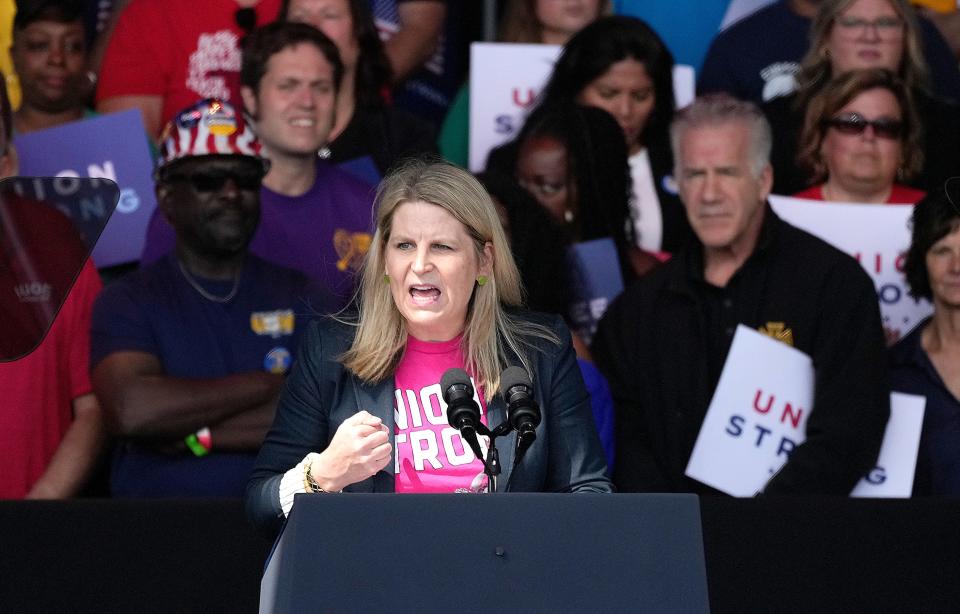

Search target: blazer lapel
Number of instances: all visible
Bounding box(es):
[350,376,396,492]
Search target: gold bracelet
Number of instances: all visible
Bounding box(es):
[303,457,339,493]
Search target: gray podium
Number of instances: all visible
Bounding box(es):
[260,493,709,613]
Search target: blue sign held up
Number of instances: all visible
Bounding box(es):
[13,109,156,267]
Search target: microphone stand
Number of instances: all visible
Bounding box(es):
[476,422,513,493]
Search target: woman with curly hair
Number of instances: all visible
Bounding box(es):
[764,0,960,195]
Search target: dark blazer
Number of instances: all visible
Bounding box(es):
[246,312,612,534]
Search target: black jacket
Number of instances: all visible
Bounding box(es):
[593,206,890,495]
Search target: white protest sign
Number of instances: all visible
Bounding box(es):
[686,326,925,497]
[469,43,556,171]
[468,42,696,171]
[770,196,933,341]
[851,392,925,497]
[685,325,813,496]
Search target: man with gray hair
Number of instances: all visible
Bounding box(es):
[593,94,889,495]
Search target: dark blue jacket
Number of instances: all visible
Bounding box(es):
[246,312,612,534]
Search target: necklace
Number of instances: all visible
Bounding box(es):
[177,260,241,303]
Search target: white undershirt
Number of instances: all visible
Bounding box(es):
[629,148,663,253]
[278,454,316,516]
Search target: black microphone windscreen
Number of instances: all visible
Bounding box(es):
[440,368,472,395]
[500,366,531,393]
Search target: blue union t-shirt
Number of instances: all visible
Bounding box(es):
[91,253,326,497]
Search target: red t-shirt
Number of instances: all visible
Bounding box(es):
[393,335,489,493]
[0,259,101,498]
[96,0,281,134]
[792,183,926,205]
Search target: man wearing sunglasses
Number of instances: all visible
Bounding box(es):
[139,22,376,311]
[90,99,328,497]
[594,94,889,496]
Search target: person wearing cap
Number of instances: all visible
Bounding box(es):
[90,99,328,497]
[140,22,376,311]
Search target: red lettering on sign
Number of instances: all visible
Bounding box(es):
[754,389,803,428]
[511,88,536,108]
[753,389,774,415]
[895,252,906,273]
[781,402,803,429]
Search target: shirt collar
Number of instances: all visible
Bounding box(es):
[676,201,780,288]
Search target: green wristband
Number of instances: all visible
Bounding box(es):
[185,432,209,457]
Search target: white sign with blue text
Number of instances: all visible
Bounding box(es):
[14,109,155,267]
[685,325,925,497]
[770,196,933,341]
[468,43,696,172]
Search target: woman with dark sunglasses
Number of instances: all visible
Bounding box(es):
[763,0,960,196]
[794,68,925,204]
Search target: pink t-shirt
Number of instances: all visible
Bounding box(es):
[393,335,489,493]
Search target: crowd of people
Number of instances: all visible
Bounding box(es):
[2,0,960,514]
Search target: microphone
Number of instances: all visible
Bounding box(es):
[500,366,540,457]
[441,368,485,462]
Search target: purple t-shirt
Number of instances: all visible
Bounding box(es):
[141,161,375,311]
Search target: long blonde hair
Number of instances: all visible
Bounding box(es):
[340,160,558,400]
[796,0,929,104]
